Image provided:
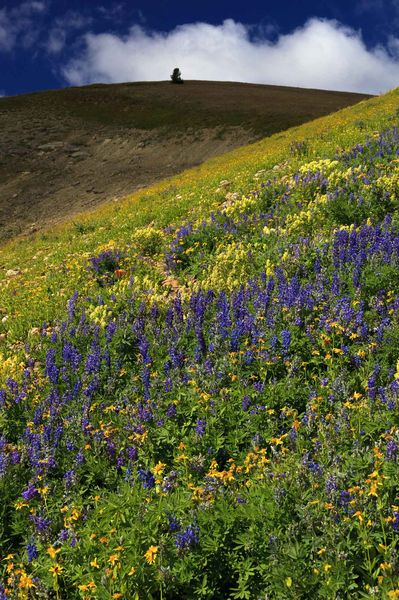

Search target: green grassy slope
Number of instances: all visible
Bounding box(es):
[0,90,393,350]
[2,89,399,598]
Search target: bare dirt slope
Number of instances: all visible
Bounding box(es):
[0,80,371,242]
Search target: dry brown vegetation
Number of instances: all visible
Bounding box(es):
[0,80,370,242]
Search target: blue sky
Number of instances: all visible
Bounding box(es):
[1,0,398,96]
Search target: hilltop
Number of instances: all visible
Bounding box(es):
[0,80,370,242]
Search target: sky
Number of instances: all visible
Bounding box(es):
[1,0,399,97]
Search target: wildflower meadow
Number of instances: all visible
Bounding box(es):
[2,89,399,598]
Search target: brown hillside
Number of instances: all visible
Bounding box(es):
[0,80,371,242]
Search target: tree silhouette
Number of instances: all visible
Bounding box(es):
[170,68,184,84]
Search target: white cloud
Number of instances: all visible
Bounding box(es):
[0,1,47,52]
[46,11,93,54]
[62,17,399,94]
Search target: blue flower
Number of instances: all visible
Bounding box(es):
[138,469,155,489]
[175,523,199,551]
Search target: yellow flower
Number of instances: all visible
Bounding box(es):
[108,553,120,566]
[285,577,292,588]
[18,575,36,589]
[128,566,136,576]
[153,462,166,475]
[49,563,63,577]
[90,558,100,569]
[353,511,364,523]
[77,580,97,592]
[47,546,61,560]
[323,563,332,572]
[144,545,158,564]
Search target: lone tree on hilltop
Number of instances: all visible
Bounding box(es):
[170,68,184,84]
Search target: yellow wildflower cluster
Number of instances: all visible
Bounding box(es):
[376,167,399,202]
[222,195,257,218]
[87,304,110,328]
[207,458,237,483]
[95,240,118,253]
[298,158,339,176]
[243,447,270,474]
[0,352,25,385]
[131,225,165,255]
[203,242,251,291]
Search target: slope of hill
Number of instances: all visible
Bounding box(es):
[0,81,370,242]
[2,88,399,598]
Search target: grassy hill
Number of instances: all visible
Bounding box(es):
[2,88,399,598]
[0,81,369,242]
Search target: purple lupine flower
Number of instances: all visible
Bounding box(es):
[216,291,231,338]
[10,450,20,465]
[166,403,177,418]
[22,484,38,501]
[64,469,76,489]
[174,523,200,551]
[393,511,399,532]
[30,514,51,533]
[75,450,84,465]
[67,291,79,321]
[242,396,251,411]
[59,529,69,542]
[386,440,398,461]
[302,453,323,477]
[127,446,138,461]
[195,418,206,437]
[6,378,18,396]
[325,476,338,495]
[106,320,117,343]
[45,348,59,384]
[340,490,351,507]
[66,440,75,451]
[281,329,291,356]
[62,342,81,370]
[26,543,38,562]
[138,469,155,489]
[85,343,101,374]
[167,514,181,533]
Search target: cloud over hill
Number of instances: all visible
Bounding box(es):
[63,17,399,94]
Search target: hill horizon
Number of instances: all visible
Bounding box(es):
[0,79,370,244]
